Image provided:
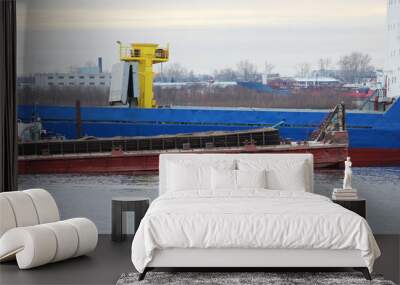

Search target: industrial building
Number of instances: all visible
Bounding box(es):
[22,57,111,88]
[386,0,400,97]
[292,77,341,88]
[33,72,111,87]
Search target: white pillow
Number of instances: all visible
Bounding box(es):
[167,162,211,191]
[238,159,308,191]
[266,161,307,191]
[211,168,237,191]
[236,169,267,189]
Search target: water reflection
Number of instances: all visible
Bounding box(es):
[18,167,400,234]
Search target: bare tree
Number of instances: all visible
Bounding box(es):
[236,60,260,82]
[337,52,375,83]
[155,63,189,82]
[264,61,275,75]
[317,58,331,76]
[295,63,312,77]
[262,61,275,83]
[213,68,238,81]
[187,70,196,82]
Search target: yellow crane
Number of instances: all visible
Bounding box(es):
[116,42,169,108]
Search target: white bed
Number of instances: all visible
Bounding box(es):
[131,154,380,280]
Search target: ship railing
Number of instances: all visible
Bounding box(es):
[118,46,169,61]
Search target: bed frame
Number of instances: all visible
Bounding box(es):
[138,154,372,281]
[139,248,371,280]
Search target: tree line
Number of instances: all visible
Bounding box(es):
[17,84,360,110]
[154,51,376,84]
[154,85,358,110]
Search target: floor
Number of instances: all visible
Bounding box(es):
[0,235,133,285]
[0,235,399,285]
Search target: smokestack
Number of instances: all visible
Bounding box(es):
[98,57,103,73]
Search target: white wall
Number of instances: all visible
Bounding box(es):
[386,0,400,98]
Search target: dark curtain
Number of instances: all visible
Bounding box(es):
[0,0,17,192]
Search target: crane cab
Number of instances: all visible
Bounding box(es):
[109,42,169,108]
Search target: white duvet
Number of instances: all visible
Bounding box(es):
[131,190,380,273]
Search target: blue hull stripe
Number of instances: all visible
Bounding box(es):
[17,99,400,149]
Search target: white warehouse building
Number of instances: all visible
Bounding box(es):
[32,57,111,88]
[34,72,111,87]
[386,0,400,98]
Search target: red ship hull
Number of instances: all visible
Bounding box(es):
[19,147,400,175]
[18,144,348,174]
[349,148,400,167]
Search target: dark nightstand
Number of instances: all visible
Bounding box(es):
[111,197,150,242]
[332,198,366,218]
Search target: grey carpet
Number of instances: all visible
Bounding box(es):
[116,272,396,285]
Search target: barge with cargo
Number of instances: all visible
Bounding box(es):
[18,125,348,174]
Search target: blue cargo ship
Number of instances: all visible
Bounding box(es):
[17,97,400,166]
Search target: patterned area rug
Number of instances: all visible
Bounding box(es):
[116,272,396,285]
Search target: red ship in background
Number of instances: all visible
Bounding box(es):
[239,75,379,102]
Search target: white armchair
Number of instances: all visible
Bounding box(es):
[0,189,98,269]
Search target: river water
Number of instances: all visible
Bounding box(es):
[18,167,400,234]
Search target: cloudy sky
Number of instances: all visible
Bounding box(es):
[17,0,386,76]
